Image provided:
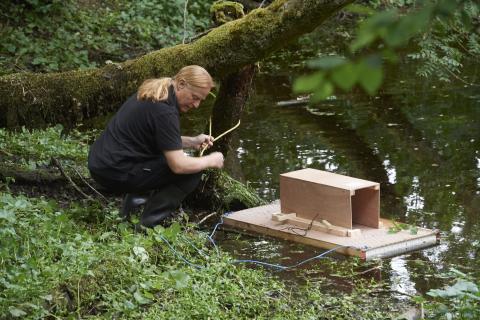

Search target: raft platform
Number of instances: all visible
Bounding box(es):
[224,168,439,260]
[224,201,439,260]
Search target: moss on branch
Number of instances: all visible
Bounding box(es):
[0,0,353,128]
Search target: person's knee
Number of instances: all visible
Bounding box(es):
[175,172,202,194]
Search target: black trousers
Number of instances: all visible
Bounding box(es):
[90,157,201,196]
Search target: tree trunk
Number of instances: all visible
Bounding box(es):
[209,64,256,157]
[0,0,352,128]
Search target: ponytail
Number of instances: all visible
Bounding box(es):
[137,65,214,102]
[137,77,172,102]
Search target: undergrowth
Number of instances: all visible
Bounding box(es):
[0,0,213,75]
[1,192,400,319]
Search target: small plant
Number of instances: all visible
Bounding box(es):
[388,220,418,235]
[416,268,480,319]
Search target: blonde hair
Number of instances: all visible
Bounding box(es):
[137,65,214,102]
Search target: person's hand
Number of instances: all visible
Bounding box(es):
[208,152,224,169]
[194,134,214,151]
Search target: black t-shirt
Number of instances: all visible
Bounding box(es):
[88,85,182,179]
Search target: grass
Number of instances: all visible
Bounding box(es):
[0,192,400,319]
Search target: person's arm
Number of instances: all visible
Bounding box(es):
[163,149,224,174]
[181,134,213,150]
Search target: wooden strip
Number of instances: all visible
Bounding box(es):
[271,212,296,222]
[270,212,361,238]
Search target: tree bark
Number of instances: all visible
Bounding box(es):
[209,64,256,157]
[0,0,352,128]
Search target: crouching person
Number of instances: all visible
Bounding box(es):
[88,65,224,227]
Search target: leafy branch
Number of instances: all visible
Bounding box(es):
[294,0,479,100]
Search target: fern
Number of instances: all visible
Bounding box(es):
[407,0,479,82]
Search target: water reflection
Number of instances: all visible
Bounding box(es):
[390,257,417,299]
[182,54,479,298]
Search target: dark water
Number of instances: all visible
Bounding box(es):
[181,55,480,299]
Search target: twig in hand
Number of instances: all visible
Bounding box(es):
[51,157,92,201]
[208,116,212,137]
[199,119,241,156]
[214,119,241,142]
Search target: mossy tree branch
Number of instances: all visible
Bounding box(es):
[0,0,352,128]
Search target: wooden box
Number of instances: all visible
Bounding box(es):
[280,169,380,229]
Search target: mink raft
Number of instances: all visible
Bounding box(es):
[224,169,439,260]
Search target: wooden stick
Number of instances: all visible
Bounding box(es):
[51,157,92,201]
[198,211,217,226]
[199,119,241,156]
[213,119,241,142]
[71,165,109,204]
[209,116,212,137]
[199,117,212,156]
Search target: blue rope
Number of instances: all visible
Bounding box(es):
[156,233,204,270]
[156,212,348,271]
[181,234,209,258]
[233,245,347,270]
[207,214,224,255]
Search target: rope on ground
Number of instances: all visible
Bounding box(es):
[158,211,349,271]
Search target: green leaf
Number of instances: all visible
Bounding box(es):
[163,221,181,240]
[350,31,376,52]
[307,55,346,70]
[344,4,375,16]
[357,56,383,95]
[386,7,433,47]
[399,223,409,230]
[351,10,397,52]
[164,270,191,289]
[9,307,27,317]
[436,0,458,18]
[409,226,418,235]
[31,57,46,65]
[5,44,16,53]
[382,48,399,63]
[133,290,151,305]
[331,63,358,91]
[311,81,334,102]
[293,72,325,93]
[428,280,479,298]
[0,209,16,223]
[388,227,399,234]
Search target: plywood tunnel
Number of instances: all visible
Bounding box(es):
[280,169,380,229]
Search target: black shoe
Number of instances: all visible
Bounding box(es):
[141,184,186,228]
[120,193,148,219]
